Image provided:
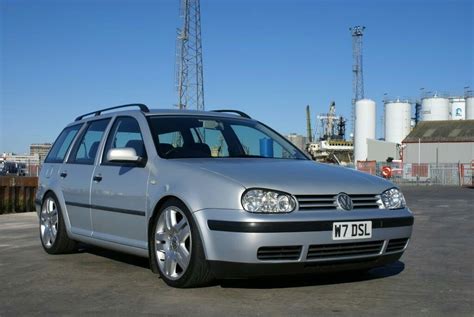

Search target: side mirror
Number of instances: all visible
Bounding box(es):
[107,148,142,163]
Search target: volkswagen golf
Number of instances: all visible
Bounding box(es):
[36,104,413,288]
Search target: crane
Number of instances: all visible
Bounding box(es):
[317,101,339,140]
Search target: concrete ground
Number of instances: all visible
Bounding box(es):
[0,186,473,316]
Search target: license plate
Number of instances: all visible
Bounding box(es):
[332,221,372,240]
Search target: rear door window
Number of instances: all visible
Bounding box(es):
[45,124,82,163]
[68,119,110,165]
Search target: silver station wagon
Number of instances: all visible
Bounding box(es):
[36,104,413,288]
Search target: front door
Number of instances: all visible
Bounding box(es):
[90,116,149,249]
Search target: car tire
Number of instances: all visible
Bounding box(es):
[150,198,213,288]
[39,193,77,254]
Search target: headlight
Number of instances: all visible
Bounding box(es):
[241,189,296,213]
[381,188,406,209]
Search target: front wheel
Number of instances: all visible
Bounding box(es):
[150,199,212,288]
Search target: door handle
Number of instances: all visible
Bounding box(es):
[60,171,67,178]
[93,174,103,182]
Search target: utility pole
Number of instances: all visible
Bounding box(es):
[176,0,205,110]
[350,25,365,136]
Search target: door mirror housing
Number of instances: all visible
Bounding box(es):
[106,148,142,164]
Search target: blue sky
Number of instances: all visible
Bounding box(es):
[1,0,473,153]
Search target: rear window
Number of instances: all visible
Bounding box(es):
[44,124,82,163]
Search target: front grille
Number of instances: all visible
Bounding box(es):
[295,194,381,210]
[386,238,409,253]
[296,195,336,210]
[351,194,381,209]
[257,246,302,261]
[307,240,384,260]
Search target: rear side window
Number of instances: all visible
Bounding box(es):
[68,119,110,165]
[102,117,147,164]
[45,124,82,163]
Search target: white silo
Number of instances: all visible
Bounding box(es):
[466,96,474,120]
[354,99,376,163]
[449,97,465,120]
[384,99,412,144]
[421,96,450,121]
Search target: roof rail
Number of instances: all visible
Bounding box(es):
[75,104,150,121]
[211,109,251,119]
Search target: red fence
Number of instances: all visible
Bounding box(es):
[356,161,377,175]
[460,162,474,187]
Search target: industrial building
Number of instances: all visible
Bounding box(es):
[285,133,307,152]
[366,139,400,162]
[402,120,474,164]
[353,93,474,167]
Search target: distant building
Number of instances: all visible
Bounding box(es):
[285,133,307,152]
[30,143,52,163]
[2,153,40,165]
[367,139,400,162]
[402,120,474,164]
[1,153,40,176]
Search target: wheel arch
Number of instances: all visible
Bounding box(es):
[39,188,74,236]
[147,195,208,271]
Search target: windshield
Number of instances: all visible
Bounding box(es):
[148,116,308,160]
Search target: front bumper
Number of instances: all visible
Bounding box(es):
[208,253,403,278]
[193,208,413,275]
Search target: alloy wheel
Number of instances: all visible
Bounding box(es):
[155,206,192,280]
[40,197,59,248]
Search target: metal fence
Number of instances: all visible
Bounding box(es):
[460,163,474,187]
[356,161,474,187]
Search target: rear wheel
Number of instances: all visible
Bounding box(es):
[40,193,77,254]
[150,199,212,288]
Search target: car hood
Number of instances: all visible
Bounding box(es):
[175,158,394,195]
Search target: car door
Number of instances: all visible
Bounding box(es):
[42,123,83,184]
[90,116,149,249]
[60,119,110,237]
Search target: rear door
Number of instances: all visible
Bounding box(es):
[90,116,149,249]
[60,119,110,236]
[42,123,83,183]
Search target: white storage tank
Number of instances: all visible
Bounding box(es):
[449,97,465,120]
[354,99,376,164]
[466,96,474,120]
[421,96,449,121]
[384,99,412,144]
